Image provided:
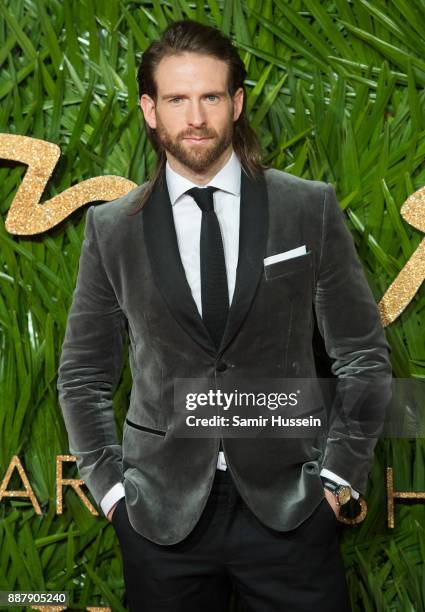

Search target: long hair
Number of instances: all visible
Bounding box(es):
[130,19,267,214]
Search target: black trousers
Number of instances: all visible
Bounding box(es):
[111,468,351,612]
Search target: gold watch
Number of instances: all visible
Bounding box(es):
[321,477,351,506]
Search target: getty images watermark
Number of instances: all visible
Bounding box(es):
[171,376,397,439]
[172,378,336,438]
[184,388,322,430]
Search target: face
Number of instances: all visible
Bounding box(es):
[140,52,244,179]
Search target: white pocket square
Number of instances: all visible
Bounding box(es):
[264,246,307,266]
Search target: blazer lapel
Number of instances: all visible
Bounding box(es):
[143,171,216,356]
[217,168,269,355]
[143,166,269,357]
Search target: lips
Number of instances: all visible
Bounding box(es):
[184,137,211,142]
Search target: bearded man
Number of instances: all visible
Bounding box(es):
[58,18,392,612]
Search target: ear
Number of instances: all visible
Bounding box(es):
[232,87,244,122]
[140,94,157,129]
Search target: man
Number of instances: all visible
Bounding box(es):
[57,18,392,612]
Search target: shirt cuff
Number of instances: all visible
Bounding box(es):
[320,468,360,500]
[100,482,126,517]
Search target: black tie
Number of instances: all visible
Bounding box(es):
[186,185,228,455]
[185,186,229,349]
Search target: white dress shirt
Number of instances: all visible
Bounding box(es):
[100,149,358,517]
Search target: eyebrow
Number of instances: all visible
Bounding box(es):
[161,90,227,100]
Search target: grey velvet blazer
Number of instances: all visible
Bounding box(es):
[57,167,392,545]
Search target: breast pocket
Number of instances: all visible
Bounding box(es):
[264,250,313,281]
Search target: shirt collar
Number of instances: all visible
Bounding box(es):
[165,149,241,206]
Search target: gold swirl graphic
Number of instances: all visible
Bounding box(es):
[378,186,425,326]
[1,134,136,235]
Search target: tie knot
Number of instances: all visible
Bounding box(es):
[186,186,218,213]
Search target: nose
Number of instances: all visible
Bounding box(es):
[186,99,206,127]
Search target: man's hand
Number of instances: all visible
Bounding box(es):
[324,488,340,518]
[107,499,120,522]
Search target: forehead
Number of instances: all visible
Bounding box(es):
[154,52,229,93]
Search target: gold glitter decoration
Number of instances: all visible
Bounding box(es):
[379,186,425,326]
[0,454,41,514]
[386,466,425,528]
[1,134,137,235]
[56,455,99,516]
[337,497,367,525]
[401,185,425,232]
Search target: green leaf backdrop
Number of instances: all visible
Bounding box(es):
[1,1,425,610]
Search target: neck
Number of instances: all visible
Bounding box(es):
[166,146,233,186]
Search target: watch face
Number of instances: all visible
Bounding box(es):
[337,486,351,505]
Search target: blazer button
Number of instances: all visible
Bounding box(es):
[216,361,228,372]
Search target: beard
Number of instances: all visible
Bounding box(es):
[155,111,234,174]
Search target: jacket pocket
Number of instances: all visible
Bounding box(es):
[125,417,167,437]
[264,250,312,281]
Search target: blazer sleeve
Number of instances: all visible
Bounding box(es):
[313,183,393,494]
[57,204,127,507]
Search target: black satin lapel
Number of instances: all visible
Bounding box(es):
[218,168,269,355]
[143,172,216,356]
